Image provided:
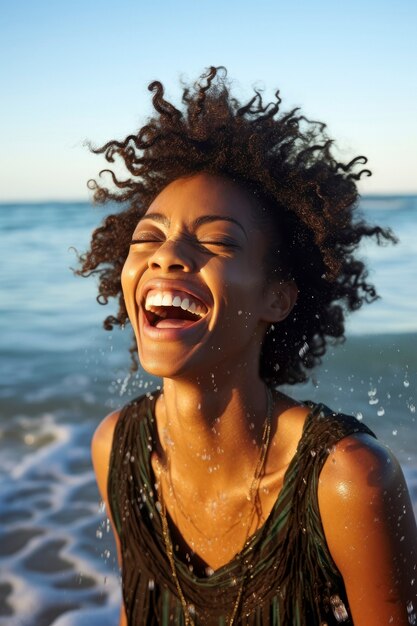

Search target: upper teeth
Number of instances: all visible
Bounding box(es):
[145,291,206,317]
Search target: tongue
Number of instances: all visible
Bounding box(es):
[155,318,196,329]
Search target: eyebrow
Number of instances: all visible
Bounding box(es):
[138,213,248,240]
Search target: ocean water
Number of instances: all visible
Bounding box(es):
[0,196,416,626]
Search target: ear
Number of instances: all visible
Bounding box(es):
[262,280,298,323]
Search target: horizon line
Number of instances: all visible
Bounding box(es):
[1,191,417,205]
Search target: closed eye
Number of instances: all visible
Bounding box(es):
[130,235,164,245]
[130,236,239,248]
[199,239,240,248]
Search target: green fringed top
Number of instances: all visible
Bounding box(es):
[108,391,376,626]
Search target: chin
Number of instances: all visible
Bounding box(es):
[137,346,196,380]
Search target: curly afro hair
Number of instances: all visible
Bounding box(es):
[77,65,396,386]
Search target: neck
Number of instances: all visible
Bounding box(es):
[155,369,273,493]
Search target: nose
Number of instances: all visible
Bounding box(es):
[148,238,195,273]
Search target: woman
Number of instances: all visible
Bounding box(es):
[80,67,417,626]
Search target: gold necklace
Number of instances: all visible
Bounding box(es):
[165,468,251,542]
[158,387,273,626]
[163,393,272,541]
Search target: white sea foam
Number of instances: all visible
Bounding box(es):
[0,412,120,625]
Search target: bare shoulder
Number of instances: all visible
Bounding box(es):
[92,409,121,450]
[318,432,417,626]
[319,431,404,495]
[319,434,390,548]
[318,431,411,535]
[91,409,122,498]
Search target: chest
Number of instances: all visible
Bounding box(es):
[151,453,287,572]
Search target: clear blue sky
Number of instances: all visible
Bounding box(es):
[1,0,416,201]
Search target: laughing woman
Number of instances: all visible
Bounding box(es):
[79,67,417,626]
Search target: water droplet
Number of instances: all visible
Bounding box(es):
[368,387,377,398]
[356,412,363,421]
[298,342,309,357]
[205,567,214,577]
[310,450,317,457]
[330,594,348,622]
[407,601,415,612]
[404,380,410,388]
[392,429,398,436]
[238,310,243,315]
[369,397,379,405]
[377,407,385,417]
[96,529,103,539]
[410,404,416,414]
[103,549,111,559]
[148,579,155,590]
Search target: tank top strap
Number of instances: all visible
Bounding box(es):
[108,391,159,538]
[301,401,376,448]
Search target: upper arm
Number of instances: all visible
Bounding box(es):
[91,411,123,566]
[92,411,128,626]
[318,433,417,626]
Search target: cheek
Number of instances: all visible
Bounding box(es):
[121,256,141,321]
[208,264,266,331]
[225,264,266,305]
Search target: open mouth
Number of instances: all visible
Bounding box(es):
[143,289,209,329]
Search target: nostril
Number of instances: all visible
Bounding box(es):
[149,260,188,271]
[169,263,186,271]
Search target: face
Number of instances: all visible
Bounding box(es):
[121,172,295,381]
